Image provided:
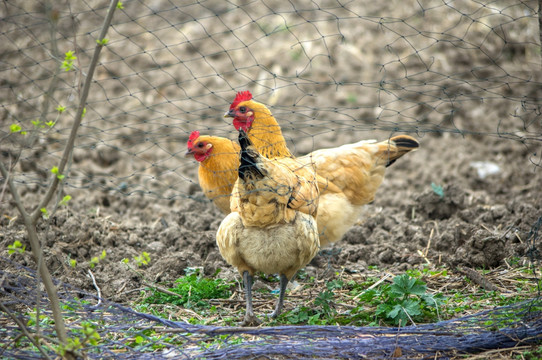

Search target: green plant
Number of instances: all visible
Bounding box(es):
[134,252,151,267]
[90,250,106,269]
[61,50,77,71]
[51,166,64,180]
[58,321,101,356]
[382,274,443,325]
[9,123,26,134]
[355,274,444,326]
[515,345,542,360]
[281,282,344,325]
[8,240,25,255]
[144,272,232,309]
[26,309,54,327]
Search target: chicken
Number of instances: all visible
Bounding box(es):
[225,91,419,247]
[216,129,320,325]
[185,130,240,214]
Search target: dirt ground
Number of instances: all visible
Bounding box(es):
[1,0,541,307]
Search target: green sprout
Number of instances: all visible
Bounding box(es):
[59,195,72,206]
[41,207,49,219]
[8,240,26,255]
[51,166,65,180]
[10,124,21,132]
[134,252,151,267]
[61,50,77,71]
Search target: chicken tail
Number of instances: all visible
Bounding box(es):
[381,135,420,167]
[238,129,265,180]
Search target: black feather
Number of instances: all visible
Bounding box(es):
[238,130,264,181]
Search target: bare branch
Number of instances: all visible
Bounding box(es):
[32,0,120,223]
[0,303,52,360]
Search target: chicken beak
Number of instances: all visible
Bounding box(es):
[224,109,235,118]
[184,149,194,158]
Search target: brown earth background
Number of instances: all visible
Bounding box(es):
[1,0,541,311]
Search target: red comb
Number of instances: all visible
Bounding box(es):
[230,91,252,110]
[187,130,200,148]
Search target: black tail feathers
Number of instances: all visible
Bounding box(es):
[391,135,420,150]
[238,130,264,180]
[385,135,420,168]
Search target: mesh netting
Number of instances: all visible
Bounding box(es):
[1,0,542,359]
[0,255,541,359]
[1,0,541,198]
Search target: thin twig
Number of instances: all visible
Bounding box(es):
[31,0,119,223]
[87,269,103,308]
[458,267,501,292]
[539,0,542,69]
[0,303,52,360]
[38,0,62,125]
[0,0,119,351]
[143,280,185,300]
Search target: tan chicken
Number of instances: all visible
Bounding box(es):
[185,131,240,214]
[225,91,419,247]
[216,129,320,325]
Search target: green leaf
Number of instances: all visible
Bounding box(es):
[7,240,25,255]
[356,288,378,303]
[56,105,66,113]
[64,50,76,60]
[61,50,77,71]
[387,299,422,325]
[51,166,59,174]
[117,2,124,9]
[10,124,22,133]
[401,299,422,316]
[390,274,427,297]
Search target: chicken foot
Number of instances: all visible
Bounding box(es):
[268,274,289,319]
[241,271,261,326]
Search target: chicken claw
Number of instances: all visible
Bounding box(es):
[268,274,289,319]
[240,271,262,326]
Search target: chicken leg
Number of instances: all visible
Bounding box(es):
[241,271,261,326]
[269,274,289,319]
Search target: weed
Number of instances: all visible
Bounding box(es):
[89,250,106,269]
[7,240,25,255]
[144,272,232,309]
[353,273,444,326]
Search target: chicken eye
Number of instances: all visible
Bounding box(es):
[239,106,247,113]
[197,143,204,148]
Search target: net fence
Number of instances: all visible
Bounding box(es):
[1,0,542,358]
[1,0,541,200]
[1,255,541,359]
